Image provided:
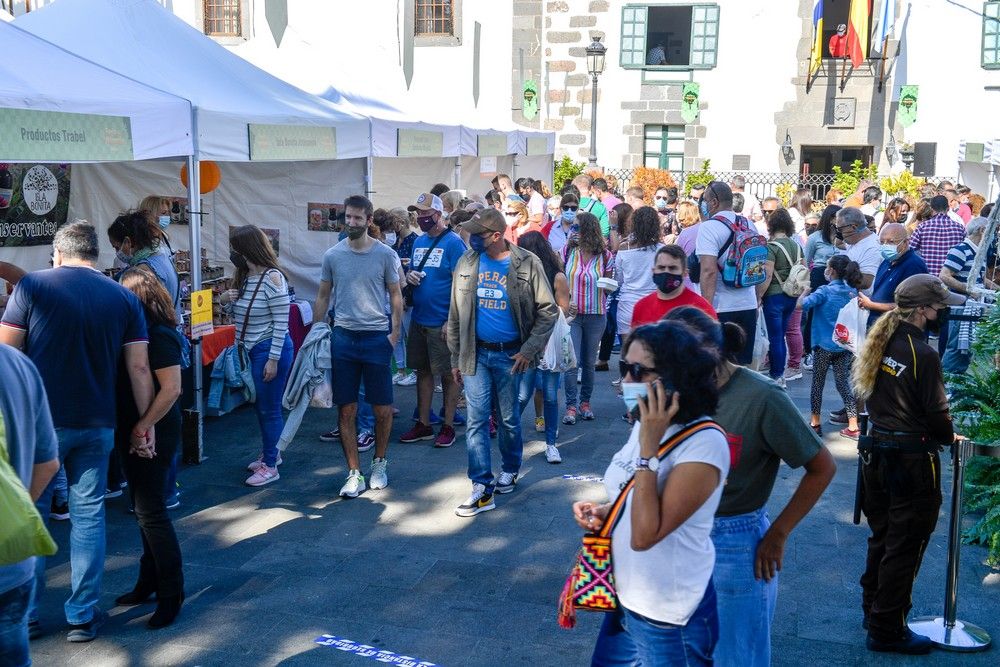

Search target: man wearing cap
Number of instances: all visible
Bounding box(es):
[398,193,468,448]
[852,273,963,655]
[448,208,558,517]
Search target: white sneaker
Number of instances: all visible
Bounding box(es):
[434,383,443,393]
[369,457,388,490]
[774,376,787,389]
[784,367,803,381]
[802,353,813,370]
[396,372,417,387]
[496,471,518,494]
[546,445,562,464]
[392,371,405,384]
[455,483,495,517]
[339,470,366,498]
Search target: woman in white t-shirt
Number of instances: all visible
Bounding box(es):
[572,320,729,665]
[615,207,664,335]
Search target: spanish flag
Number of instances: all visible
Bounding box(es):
[809,1,824,76]
[846,0,872,68]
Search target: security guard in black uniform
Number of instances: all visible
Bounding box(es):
[851,274,964,655]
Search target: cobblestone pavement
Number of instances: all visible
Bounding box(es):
[29,362,998,666]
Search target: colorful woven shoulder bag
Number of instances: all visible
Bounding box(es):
[557,419,723,628]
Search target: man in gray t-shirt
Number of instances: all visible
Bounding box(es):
[313,195,402,500]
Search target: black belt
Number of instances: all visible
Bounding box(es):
[476,339,521,352]
[870,427,934,452]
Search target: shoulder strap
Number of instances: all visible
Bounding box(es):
[771,239,800,266]
[415,230,448,272]
[239,273,268,344]
[598,420,726,538]
[711,215,737,257]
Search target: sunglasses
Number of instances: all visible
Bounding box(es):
[562,205,579,212]
[619,360,657,381]
[504,211,520,217]
[762,209,776,216]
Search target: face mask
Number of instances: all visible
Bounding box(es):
[621,382,648,416]
[116,249,132,265]
[561,209,577,223]
[229,251,248,271]
[880,243,901,262]
[654,197,669,210]
[925,312,942,335]
[442,212,450,221]
[469,234,489,253]
[824,269,834,282]
[699,199,710,219]
[417,216,437,232]
[384,232,397,247]
[157,215,171,230]
[346,225,367,240]
[652,271,683,294]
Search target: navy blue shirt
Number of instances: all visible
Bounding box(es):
[867,249,928,329]
[2,266,148,429]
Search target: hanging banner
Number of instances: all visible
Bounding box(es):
[477,135,508,157]
[522,80,539,120]
[397,129,444,158]
[189,288,215,338]
[248,124,337,161]
[0,109,133,162]
[0,163,72,247]
[526,137,549,156]
[681,82,700,124]
[898,85,918,128]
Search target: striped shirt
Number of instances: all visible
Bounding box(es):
[909,214,967,277]
[564,248,612,315]
[942,239,984,289]
[232,269,290,359]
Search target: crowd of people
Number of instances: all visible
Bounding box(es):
[0,169,994,665]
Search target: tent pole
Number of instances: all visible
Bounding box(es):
[184,109,204,464]
[365,120,375,199]
[454,156,461,190]
[513,152,519,181]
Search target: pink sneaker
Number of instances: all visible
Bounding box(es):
[245,465,280,486]
[247,453,283,472]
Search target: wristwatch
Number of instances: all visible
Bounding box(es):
[636,457,659,473]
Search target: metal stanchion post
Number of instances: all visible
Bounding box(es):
[908,439,992,651]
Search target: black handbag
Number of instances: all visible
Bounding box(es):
[402,230,449,308]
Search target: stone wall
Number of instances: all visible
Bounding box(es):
[511,1,544,129]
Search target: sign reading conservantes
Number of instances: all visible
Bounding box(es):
[397,130,444,158]
[477,135,508,157]
[0,163,71,248]
[0,108,133,162]
[248,124,337,161]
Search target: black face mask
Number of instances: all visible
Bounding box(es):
[230,251,248,271]
[652,271,683,294]
[926,308,947,335]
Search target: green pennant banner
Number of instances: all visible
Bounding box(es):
[681,82,700,124]
[898,85,919,128]
[522,80,538,121]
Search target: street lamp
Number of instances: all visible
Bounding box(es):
[885,132,898,166]
[781,131,795,164]
[586,36,607,167]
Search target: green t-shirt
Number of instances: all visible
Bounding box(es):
[764,237,801,298]
[714,367,822,516]
[580,197,610,237]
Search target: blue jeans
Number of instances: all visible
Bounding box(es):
[356,382,375,433]
[464,348,523,487]
[249,335,294,468]
[711,509,777,667]
[941,319,971,374]
[0,582,31,667]
[762,293,797,379]
[32,427,114,625]
[565,313,606,407]
[517,367,560,446]
[591,581,718,666]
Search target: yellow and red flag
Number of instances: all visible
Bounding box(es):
[809,1,824,76]
[846,0,872,68]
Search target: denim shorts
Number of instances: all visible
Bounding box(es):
[331,327,394,406]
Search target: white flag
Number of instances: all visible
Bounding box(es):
[872,0,896,54]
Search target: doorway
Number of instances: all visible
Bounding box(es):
[800,145,874,174]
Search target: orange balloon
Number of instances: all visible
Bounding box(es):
[180,160,222,194]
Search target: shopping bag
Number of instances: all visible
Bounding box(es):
[541,309,577,372]
[833,298,867,355]
[309,369,334,408]
[0,415,57,566]
[751,308,769,371]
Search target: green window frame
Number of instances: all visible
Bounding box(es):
[643,125,685,170]
[984,1,1000,69]
[620,3,720,70]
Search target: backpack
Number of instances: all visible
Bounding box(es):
[768,240,810,297]
[688,215,768,288]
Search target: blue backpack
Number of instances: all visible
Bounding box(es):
[689,215,768,288]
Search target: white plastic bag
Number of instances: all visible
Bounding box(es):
[833,298,867,355]
[751,308,769,370]
[541,309,577,372]
[309,369,334,408]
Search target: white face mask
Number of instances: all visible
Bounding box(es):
[384,232,398,247]
[158,215,171,229]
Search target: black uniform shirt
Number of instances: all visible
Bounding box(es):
[866,322,954,444]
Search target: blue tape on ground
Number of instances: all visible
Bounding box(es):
[561,474,603,482]
[315,635,439,666]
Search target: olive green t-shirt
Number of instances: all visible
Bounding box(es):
[764,237,801,298]
[714,367,822,516]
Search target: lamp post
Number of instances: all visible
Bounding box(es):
[885,132,898,167]
[586,36,607,168]
[781,131,795,164]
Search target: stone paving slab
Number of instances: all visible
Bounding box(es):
[28,365,998,666]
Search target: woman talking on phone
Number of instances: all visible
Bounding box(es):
[572,321,729,665]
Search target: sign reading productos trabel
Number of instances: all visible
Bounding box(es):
[0,108,133,162]
[248,124,338,160]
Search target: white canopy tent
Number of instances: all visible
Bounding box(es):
[958,140,1000,200]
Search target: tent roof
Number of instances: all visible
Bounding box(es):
[15,0,369,161]
[0,21,192,161]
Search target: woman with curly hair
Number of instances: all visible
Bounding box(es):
[877,198,910,231]
[615,206,664,336]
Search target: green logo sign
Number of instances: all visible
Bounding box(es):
[898,85,919,128]
[0,109,133,162]
[477,135,508,157]
[248,124,338,161]
[397,129,444,158]
[681,82,700,124]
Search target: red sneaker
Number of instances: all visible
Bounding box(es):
[434,424,457,448]
[840,428,860,441]
[399,422,434,443]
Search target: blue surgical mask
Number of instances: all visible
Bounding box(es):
[384,232,397,247]
[157,215,171,230]
[880,242,901,262]
[561,209,577,223]
[469,234,489,253]
[116,249,132,265]
[621,382,648,414]
[699,200,710,219]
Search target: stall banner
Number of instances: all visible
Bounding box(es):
[397,130,444,158]
[477,135,508,157]
[307,203,344,231]
[248,124,337,161]
[0,108,133,162]
[0,163,71,247]
[681,82,700,124]
[190,288,214,338]
[898,85,918,128]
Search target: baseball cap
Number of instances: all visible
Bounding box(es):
[408,192,444,214]
[895,274,965,309]
[461,208,507,235]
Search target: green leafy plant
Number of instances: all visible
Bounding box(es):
[879,171,927,201]
[775,182,795,207]
[831,160,879,197]
[683,158,713,196]
[553,155,586,191]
